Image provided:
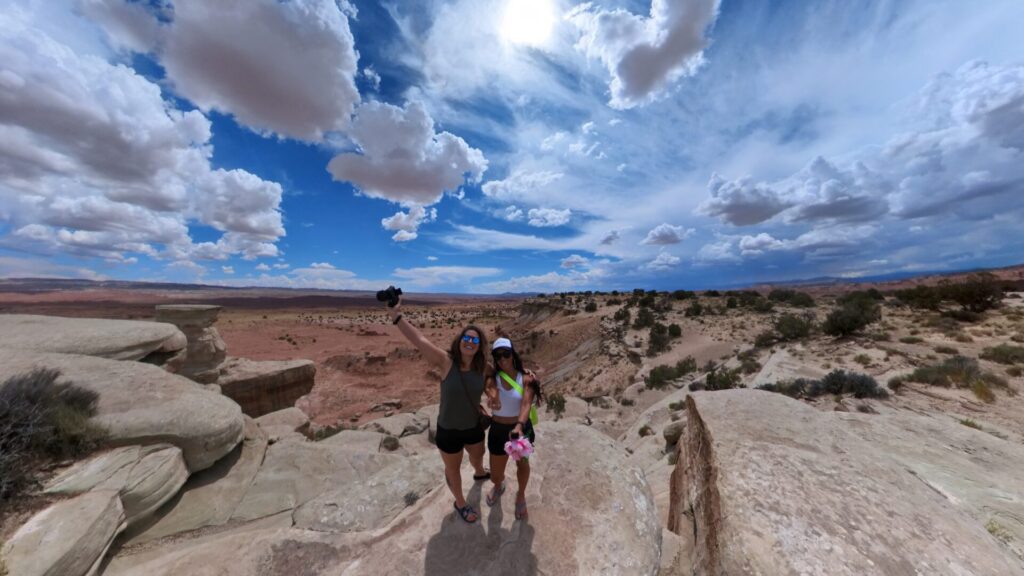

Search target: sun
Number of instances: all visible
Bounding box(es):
[500,0,557,48]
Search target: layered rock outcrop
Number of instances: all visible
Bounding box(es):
[0,314,184,362]
[669,390,1024,575]
[216,357,315,417]
[154,305,225,383]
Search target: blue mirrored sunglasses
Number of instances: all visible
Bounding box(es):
[461,335,480,345]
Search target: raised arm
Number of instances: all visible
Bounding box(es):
[386,298,449,369]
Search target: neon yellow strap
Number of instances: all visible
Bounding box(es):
[498,371,539,425]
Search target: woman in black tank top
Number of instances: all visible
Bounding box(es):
[387,295,498,524]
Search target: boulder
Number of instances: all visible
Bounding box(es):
[416,404,439,443]
[669,390,1024,575]
[0,314,184,361]
[0,349,244,472]
[358,412,428,438]
[1,490,125,576]
[217,357,316,417]
[230,441,399,522]
[293,454,444,533]
[255,406,310,435]
[96,422,662,576]
[44,445,188,527]
[123,418,269,545]
[662,420,685,447]
[154,305,226,383]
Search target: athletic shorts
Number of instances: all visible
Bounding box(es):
[435,424,485,454]
[487,420,536,456]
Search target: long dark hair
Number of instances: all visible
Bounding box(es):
[449,325,488,374]
[492,341,543,405]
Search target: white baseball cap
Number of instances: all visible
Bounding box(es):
[492,337,513,351]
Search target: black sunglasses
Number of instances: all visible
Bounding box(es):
[493,349,513,358]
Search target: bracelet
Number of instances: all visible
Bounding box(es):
[392,314,403,325]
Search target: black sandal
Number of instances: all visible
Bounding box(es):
[473,469,490,481]
[453,502,478,523]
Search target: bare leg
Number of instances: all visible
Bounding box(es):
[439,449,470,512]
[515,458,530,519]
[465,440,487,476]
[489,453,510,503]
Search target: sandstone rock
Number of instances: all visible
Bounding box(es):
[358,411,428,438]
[44,445,188,527]
[230,441,399,522]
[751,347,827,387]
[154,305,226,383]
[662,420,685,447]
[124,418,269,545]
[622,381,646,404]
[370,399,402,412]
[416,403,439,443]
[397,429,435,455]
[2,490,125,576]
[0,314,184,361]
[94,422,662,576]
[217,357,316,417]
[261,424,309,444]
[317,429,385,452]
[380,435,400,451]
[293,454,444,533]
[669,390,1024,575]
[0,349,244,472]
[254,406,310,435]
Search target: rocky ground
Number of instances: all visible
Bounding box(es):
[2,275,1024,575]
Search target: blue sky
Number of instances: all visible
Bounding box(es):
[1,0,1022,293]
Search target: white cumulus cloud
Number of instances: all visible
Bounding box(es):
[641,223,694,245]
[527,208,572,227]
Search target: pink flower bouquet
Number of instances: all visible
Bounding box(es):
[504,436,534,461]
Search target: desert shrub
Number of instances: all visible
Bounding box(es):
[752,299,774,313]
[614,307,631,324]
[0,369,106,501]
[607,298,622,306]
[894,285,941,310]
[758,370,888,399]
[633,307,655,328]
[726,297,737,309]
[739,355,761,375]
[648,323,671,356]
[774,313,813,341]
[887,376,904,392]
[854,354,871,365]
[980,344,1024,365]
[1007,366,1022,377]
[546,393,566,420]
[768,289,816,307]
[753,330,775,348]
[620,397,635,406]
[684,301,703,317]
[900,336,924,344]
[672,290,695,300]
[639,294,656,308]
[941,309,982,323]
[823,296,881,337]
[668,323,682,338]
[638,425,654,437]
[668,400,685,411]
[904,356,1008,402]
[942,275,1003,313]
[646,357,697,389]
[584,301,598,313]
[705,367,742,391]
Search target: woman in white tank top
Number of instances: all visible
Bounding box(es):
[485,337,542,521]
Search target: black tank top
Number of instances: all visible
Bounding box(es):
[437,362,485,430]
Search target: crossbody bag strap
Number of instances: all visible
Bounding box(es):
[499,371,539,425]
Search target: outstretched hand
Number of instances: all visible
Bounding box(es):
[386,295,402,322]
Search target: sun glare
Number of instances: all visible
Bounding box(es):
[501,0,556,47]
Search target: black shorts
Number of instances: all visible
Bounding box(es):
[487,420,536,456]
[435,424,485,454]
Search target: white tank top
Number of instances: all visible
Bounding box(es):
[494,371,525,418]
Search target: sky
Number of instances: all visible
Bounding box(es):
[0,0,1022,293]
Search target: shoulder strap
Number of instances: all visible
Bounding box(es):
[498,371,523,395]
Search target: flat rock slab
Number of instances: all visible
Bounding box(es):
[230,441,400,522]
[0,348,244,472]
[124,418,269,545]
[2,490,126,576]
[0,314,184,361]
[254,406,310,433]
[670,390,1024,575]
[318,429,386,452]
[154,305,222,328]
[45,444,188,528]
[96,422,662,576]
[217,357,315,417]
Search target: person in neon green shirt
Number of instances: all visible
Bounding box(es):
[485,337,542,520]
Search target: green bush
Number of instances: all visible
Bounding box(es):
[900,336,924,344]
[584,301,598,312]
[684,301,703,317]
[0,369,106,501]
[752,299,774,313]
[768,289,815,307]
[758,370,888,399]
[614,307,631,324]
[639,425,654,437]
[705,290,721,297]
[894,285,941,310]
[546,393,566,420]
[754,330,776,348]
[633,307,655,328]
[672,290,695,300]
[980,344,1024,365]
[668,323,682,338]
[774,313,813,341]
[903,356,1008,402]
[726,297,737,309]
[823,297,881,337]
[705,367,742,391]
[646,357,697,389]
[934,345,959,355]
[648,323,671,356]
